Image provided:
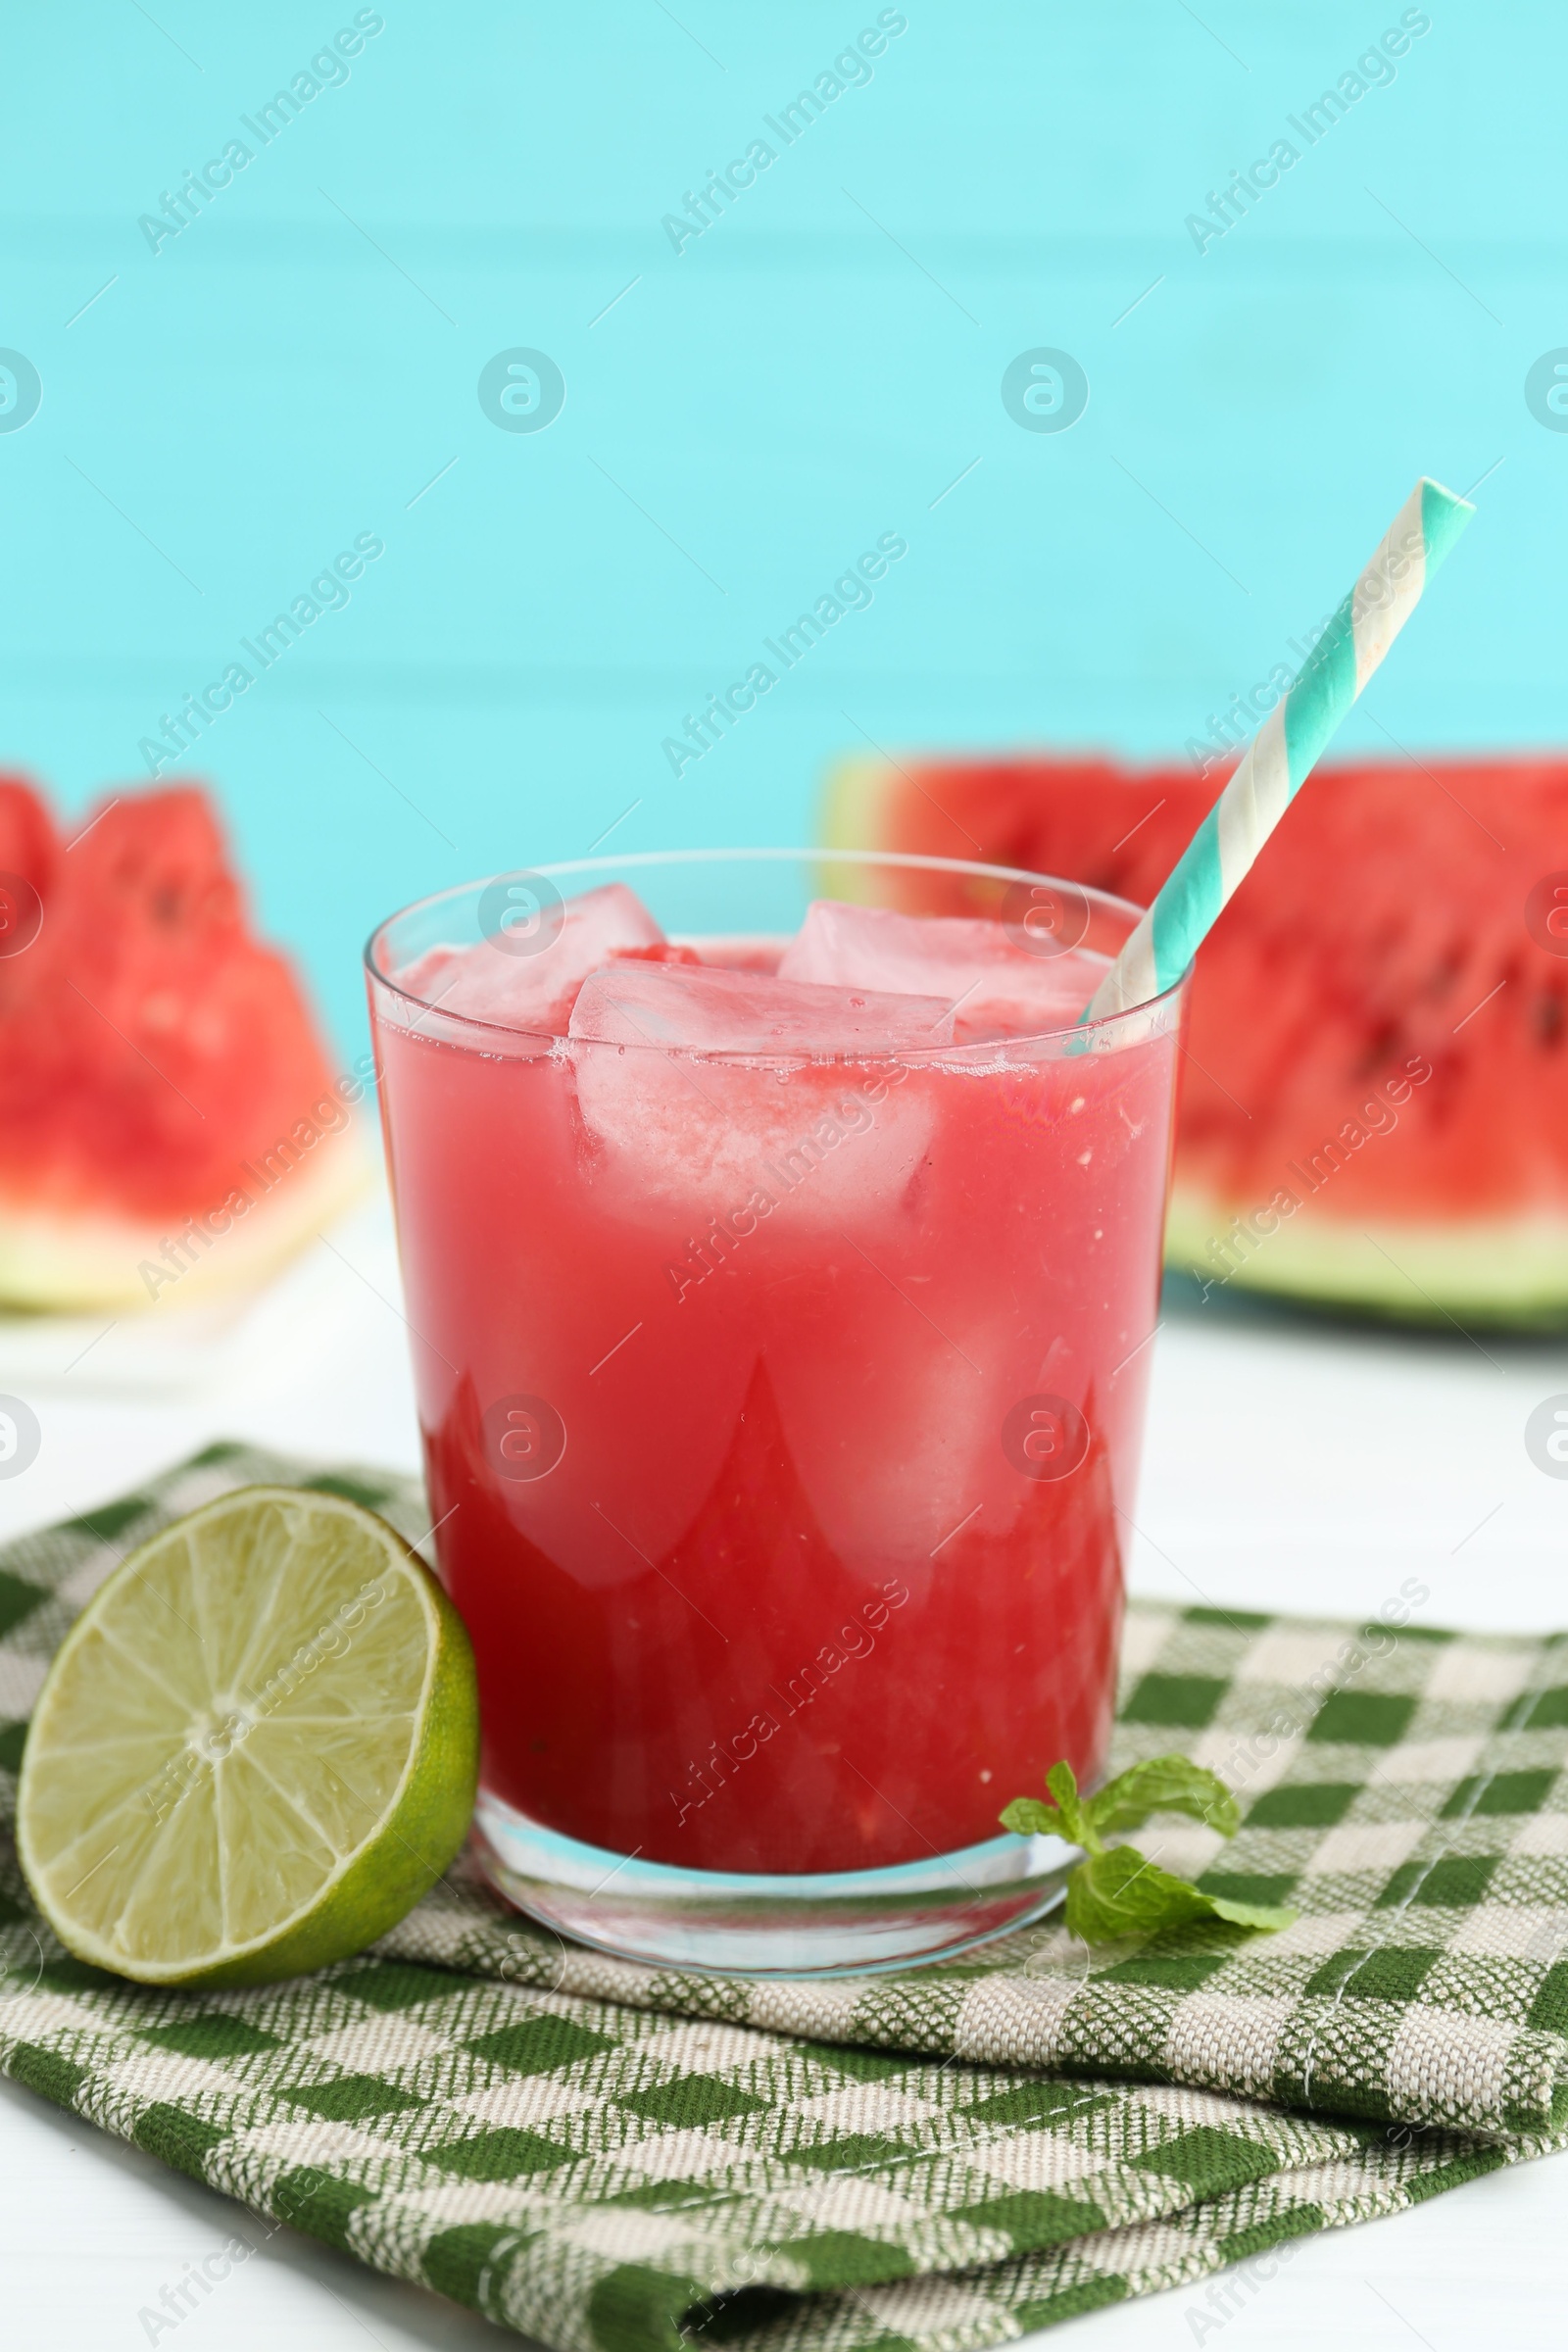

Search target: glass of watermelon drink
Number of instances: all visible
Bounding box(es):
[366,851,1187,1973]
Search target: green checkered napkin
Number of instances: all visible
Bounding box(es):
[2,1446,1566,2350]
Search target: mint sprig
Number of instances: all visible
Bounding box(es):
[1000,1756,1298,1945]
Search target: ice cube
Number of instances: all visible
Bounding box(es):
[568,962,950,1225]
[762,1288,1037,1576]
[395,882,663,1036]
[569,961,954,1054]
[778,900,1102,1042]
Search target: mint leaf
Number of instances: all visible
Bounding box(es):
[999,1751,1296,1947]
[1064,1845,1217,1942]
[1044,1760,1096,1849]
[1207,1894,1298,1933]
[998,1796,1061,1838]
[1083,1754,1241,1842]
[1001,1762,1097,1849]
[1065,1848,1297,1943]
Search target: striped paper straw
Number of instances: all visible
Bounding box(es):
[1083,476,1474,1024]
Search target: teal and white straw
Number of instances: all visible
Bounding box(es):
[1083,476,1475,1023]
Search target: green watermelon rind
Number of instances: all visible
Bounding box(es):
[1165,1185,1568,1330]
[0,1125,371,1313]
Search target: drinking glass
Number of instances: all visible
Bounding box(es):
[366,850,1186,1974]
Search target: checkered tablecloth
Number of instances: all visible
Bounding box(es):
[2,1445,1565,2350]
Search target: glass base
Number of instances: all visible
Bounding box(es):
[471,1788,1079,1977]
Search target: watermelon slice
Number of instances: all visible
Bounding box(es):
[0,776,368,1311]
[824,752,1568,1327]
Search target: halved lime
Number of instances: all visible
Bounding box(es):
[17,1485,479,1986]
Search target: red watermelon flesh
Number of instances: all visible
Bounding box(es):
[824,752,1568,1324]
[0,776,366,1309]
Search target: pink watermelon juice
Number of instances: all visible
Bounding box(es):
[368,872,1182,1878]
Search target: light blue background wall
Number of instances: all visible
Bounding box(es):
[2,2,1561,1048]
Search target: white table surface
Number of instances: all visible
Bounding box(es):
[2,1188,1565,2350]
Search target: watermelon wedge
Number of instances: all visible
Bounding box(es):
[824,752,1568,1327]
[0,777,368,1311]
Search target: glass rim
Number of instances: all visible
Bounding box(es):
[363,845,1188,1059]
